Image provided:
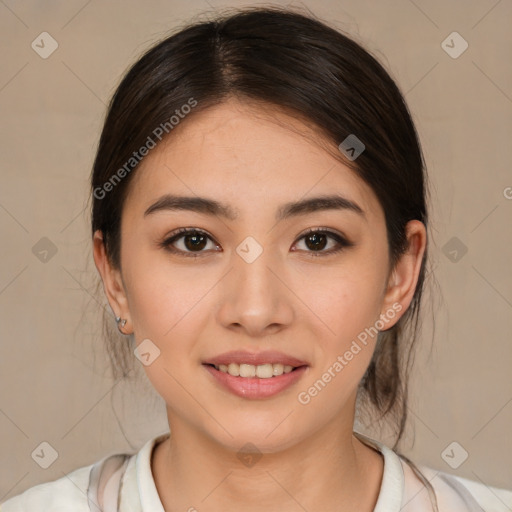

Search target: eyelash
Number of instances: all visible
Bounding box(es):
[159,227,353,258]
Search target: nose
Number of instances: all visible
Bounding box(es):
[216,245,294,338]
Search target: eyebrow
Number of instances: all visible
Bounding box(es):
[143,193,365,221]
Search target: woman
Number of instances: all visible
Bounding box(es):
[2,6,511,512]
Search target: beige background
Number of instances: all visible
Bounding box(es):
[1,0,511,502]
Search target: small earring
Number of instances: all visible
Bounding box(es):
[115,315,128,333]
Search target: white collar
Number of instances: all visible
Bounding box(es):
[353,431,405,512]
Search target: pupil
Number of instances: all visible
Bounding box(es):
[306,233,326,251]
[185,234,207,251]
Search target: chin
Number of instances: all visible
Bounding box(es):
[202,414,303,454]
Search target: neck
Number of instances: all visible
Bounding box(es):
[152,413,384,512]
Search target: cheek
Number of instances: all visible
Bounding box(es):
[312,291,380,389]
[122,257,212,407]
[296,280,383,413]
[298,252,387,398]
[121,246,210,350]
[308,262,385,343]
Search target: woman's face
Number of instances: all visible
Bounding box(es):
[96,98,424,452]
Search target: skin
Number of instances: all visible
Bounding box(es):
[93,97,427,512]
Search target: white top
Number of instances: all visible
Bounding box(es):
[1,431,511,511]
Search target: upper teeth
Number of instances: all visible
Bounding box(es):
[214,363,295,378]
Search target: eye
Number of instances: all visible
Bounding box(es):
[292,227,353,257]
[160,226,353,258]
[160,228,220,258]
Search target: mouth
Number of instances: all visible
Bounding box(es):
[201,350,309,399]
[202,361,308,399]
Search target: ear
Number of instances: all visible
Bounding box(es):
[92,230,132,333]
[379,220,427,329]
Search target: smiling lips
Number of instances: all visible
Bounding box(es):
[202,350,309,399]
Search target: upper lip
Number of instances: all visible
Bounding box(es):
[203,350,309,367]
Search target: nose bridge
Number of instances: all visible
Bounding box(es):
[217,235,293,334]
[236,243,277,298]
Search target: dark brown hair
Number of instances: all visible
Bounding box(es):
[89,6,435,505]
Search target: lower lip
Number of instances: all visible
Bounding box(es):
[203,364,308,399]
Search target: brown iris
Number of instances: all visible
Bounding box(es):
[184,233,208,251]
[304,232,328,251]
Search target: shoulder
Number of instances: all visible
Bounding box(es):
[1,434,166,512]
[0,463,93,512]
[401,459,512,512]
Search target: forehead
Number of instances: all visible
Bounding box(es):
[123,98,384,224]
